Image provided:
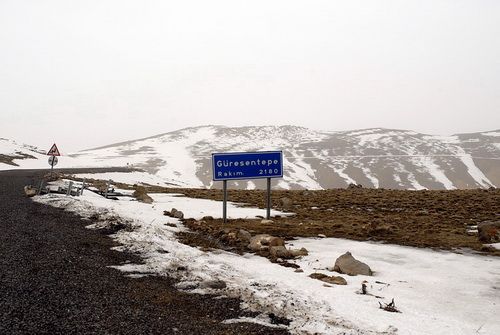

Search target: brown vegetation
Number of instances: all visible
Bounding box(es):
[63,175,500,255]
[164,187,500,255]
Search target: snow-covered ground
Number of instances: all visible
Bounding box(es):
[34,190,500,335]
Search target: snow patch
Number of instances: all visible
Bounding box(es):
[34,192,500,335]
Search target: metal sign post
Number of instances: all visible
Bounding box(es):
[46,143,61,178]
[48,156,58,177]
[212,151,283,222]
[223,180,228,223]
[266,177,271,219]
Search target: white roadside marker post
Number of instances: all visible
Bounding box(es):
[104,179,111,198]
[38,180,44,195]
[80,178,86,196]
[66,181,73,196]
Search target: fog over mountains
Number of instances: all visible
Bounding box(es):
[1,126,499,190]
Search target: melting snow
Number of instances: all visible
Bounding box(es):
[34,192,500,335]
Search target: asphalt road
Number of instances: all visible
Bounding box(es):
[0,170,288,335]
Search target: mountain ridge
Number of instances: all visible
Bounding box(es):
[1,126,499,190]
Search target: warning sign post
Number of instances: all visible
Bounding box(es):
[46,143,61,176]
[47,144,61,156]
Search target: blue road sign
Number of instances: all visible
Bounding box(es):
[212,151,283,181]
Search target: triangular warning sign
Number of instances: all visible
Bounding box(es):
[47,143,61,156]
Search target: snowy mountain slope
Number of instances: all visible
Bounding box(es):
[0,138,96,170]
[71,126,499,190]
[2,126,499,190]
[0,138,46,168]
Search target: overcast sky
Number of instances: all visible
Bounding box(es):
[1,0,499,152]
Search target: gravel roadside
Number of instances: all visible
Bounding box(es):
[0,170,289,335]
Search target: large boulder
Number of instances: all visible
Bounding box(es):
[248,234,273,252]
[237,229,252,243]
[478,221,500,243]
[270,246,292,258]
[333,252,372,276]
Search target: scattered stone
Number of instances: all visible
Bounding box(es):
[309,272,347,285]
[248,234,273,252]
[173,210,184,219]
[133,186,153,203]
[480,245,495,252]
[237,229,252,242]
[279,197,293,210]
[268,313,291,326]
[317,234,326,238]
[202,215,214,221]
[270,246,292,258]
[261,219,273,224]
[156,249,169,254]
[333,251,373,276]
[163,210,171,216]
[289,247,308,257]
[294,268,304,273]
[280,262,300,269]
[200,280,227,290]
[24,185,37,197]
[478,221,500,243]
[268,237,285,247]
[171,208,178,215]
[348,183,363,189]
[166,223,177,228]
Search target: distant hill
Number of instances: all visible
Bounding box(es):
[2,126,499,190]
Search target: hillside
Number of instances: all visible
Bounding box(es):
[2,126,499,190]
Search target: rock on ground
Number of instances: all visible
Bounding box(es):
[309,273,347,285]
[248,234,274,251]
[133,186,153,204]
[24,185,37,197]
[333,251,373,276]
[478,221,500,243]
